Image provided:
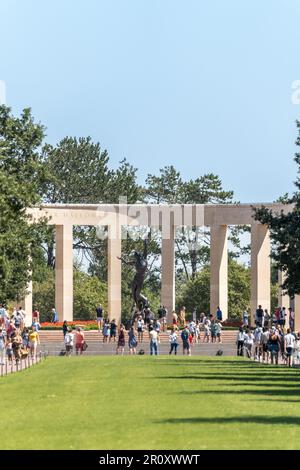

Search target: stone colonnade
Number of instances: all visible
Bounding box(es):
[24,203,295,326]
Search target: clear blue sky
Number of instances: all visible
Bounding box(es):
[1,0,300,202]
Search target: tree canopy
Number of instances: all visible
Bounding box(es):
[0,106,46,302]
[254,121,300,297]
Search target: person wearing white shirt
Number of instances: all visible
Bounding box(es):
[149,328,158,355]
[169,331,179,355]
[284,329,296,367]
[236,328,247,356]
[64,329,74,356]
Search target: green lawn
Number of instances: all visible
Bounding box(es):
[1,356,300,450]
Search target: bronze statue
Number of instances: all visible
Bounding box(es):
[118,239,149,311]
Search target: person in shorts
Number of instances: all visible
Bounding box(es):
[268,327,280,365]
[64,328,74,356]
[284,328,296,367]
[137,315,144,342]
[75,327,85,355]
[96,305,103,332]
[109,319,117,342]
[181,327,191,356]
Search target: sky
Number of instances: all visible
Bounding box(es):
[1,0,300,203]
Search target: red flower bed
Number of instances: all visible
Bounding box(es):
[41,320,97,327]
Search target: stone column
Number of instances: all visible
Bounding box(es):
[161,224,175,324]
[251,224,271,324]
[107,222,122,324]
[210,225,228,320]
[293,296,300,332]
[55,224,73,321]
[278,270,290,309]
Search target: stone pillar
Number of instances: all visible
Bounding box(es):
[210,225,228,320]
[293,296,300,332]
[161,225,175,324]
[107,222,122,324]
[251,224,271,324]
[278,270,290,309]
[55,224,73,321]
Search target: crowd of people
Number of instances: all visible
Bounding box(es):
[0,304,40,365]
[64,304,224,357]
[237,305,299,367]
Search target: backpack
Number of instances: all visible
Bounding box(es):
[216,349,223,356]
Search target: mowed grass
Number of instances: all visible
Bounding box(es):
[1,356,300,450]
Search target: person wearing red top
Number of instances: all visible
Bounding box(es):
[75,327,85,355]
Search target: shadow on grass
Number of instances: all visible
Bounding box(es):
[179,388,300,397]
[154,374,300,384]
[157,416,300,426]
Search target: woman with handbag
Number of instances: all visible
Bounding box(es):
[116,324,125,356]
[75,327,85,355]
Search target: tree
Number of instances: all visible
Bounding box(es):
[33,268,107,321]
[177,261,251,319]
[254,121,300,297]
[0,106,46,302]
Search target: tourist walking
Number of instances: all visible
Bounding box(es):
[51,308,58,324]
[242,310,249,327]
[75,327,85,355]
[255,305,264,327]
[102,319,110,343]
[284,328,296,367]
[149,326,158,355]
[169,329,179,355]
[116,325,125,355]
[64,328,74,356]
[236,327,246,356]
[12,331,23,363]
[254,325,263,360]
[244,329,254,358]
[128,327,138,355]
[181,326,191,356]
[261,327,270,363]
[137,315,144,342]
[215,321,222,343]
[216,306,223,322]
[268,327,280,365]
[62,320,68,338]
[96,304,103,332]
[288,307,295,331]
[0,327,6,365]
[29,326,40,358]
[110,319,117,342]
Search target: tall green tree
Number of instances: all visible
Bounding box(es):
[0,106,46,302]
[177,261,251,319]
[254,121,300,297]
